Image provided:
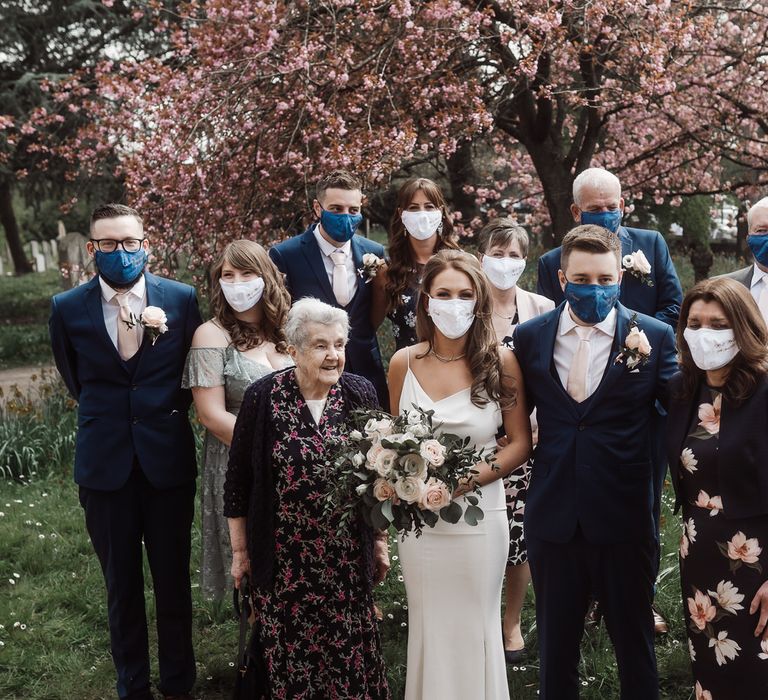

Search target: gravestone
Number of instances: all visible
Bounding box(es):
[30,241,46,272]
[56,220,91,289]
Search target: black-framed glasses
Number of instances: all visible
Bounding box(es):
[90,238,145,253]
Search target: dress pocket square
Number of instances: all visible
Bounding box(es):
[630,368,640,374]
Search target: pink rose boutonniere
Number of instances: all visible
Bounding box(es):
[357,253,385,283]
[622,250,654,286]
[123,306,169,345]
[615,314,652,370]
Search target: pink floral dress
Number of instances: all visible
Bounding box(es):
[253,370,389,700]
[678,385,768,698]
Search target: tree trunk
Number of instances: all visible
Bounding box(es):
[524,142,575,247]
[736,200,748,260]
[0,179,33,275]
[446,140,481,226]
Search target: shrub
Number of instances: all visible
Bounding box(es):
[0,371,77,481]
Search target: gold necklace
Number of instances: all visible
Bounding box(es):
[430,348,466,363]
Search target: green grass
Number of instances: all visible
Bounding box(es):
[0,379,697,700]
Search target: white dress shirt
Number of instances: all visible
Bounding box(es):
[554,304,618,400]
[99,274,147,349]
[313,225,358,300]
[750,264,768,304]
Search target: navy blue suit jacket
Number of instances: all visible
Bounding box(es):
[512,303,677,544]
[537,226,682,329]
[49,272,202,491]
[269,226,388,403]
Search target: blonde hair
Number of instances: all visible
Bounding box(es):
[415,249,515,409]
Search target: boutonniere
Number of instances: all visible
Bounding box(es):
[123,306,169,345]
[357,253,385,283]
[615,313,652,369]
[622,250,654,286]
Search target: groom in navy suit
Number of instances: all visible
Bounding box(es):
[269,169,388,405]
[513,225,677,699]
[49,204,201,700]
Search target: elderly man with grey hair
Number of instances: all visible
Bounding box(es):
[717,197,768,323]
[223,297,391,699]
[537,167,682,329]
[535,167,683,636]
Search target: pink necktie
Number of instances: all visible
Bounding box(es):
[116,293,140,360]
[330,249,350,306]
[759,285,768,326]
[567,326,595,402]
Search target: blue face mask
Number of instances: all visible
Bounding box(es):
[319,207,363,243]
[580,208,623,233]
[748,234,768,267]
[95,249,147,287]
[564,282,620,324]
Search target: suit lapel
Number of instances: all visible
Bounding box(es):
[300,227,336,302]
[84,276,130,372]
[583,304,632,412]
[133,273,164,377]
[618,227,633,297]
[539,306,581,421]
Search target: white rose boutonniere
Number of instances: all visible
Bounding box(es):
[123,306,169,345]
[357,253,386,283]
[622,250,654,286]
[615,313,652,370]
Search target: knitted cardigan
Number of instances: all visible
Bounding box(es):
[223,368,380,590]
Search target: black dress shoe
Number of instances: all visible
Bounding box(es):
[505,647,527,664]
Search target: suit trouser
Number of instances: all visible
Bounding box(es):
[79,469,196,699]
[527,528,659,700]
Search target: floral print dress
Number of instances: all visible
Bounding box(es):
[387,273,420,351]
[254,369,390,700]
[678,385,768,699]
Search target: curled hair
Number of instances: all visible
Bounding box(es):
[385,178,458,314]
[208,240,290,353]
[676,277,768,405]
[284,298,350,349]
[476,217,529,257]
[415,249,515,409]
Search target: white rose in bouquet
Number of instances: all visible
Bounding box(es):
[365,417,394,439]
[420,439,446,467]
[394,476,427,504]
[400,453,428,480]
[374,449,399,477]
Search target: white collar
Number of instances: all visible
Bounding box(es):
[750,263,768,289]
[99,273,146,303]
[559,304,618,338]
[313,224,352,258]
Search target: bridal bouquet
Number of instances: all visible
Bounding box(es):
[325,406,490,537]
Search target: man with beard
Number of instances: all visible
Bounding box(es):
[49,204,202,700]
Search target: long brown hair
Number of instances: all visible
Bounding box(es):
[208,240,290,353]
[385,178,458,314]
[415,249,515,409]
[676,277,768,404]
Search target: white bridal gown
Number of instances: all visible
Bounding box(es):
[397,353,509,700]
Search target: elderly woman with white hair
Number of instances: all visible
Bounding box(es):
[224,297,390,700]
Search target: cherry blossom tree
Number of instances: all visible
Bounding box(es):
[23,0,768,270]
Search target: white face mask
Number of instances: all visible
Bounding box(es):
[428,296,476,339]
[683,327,740,371]
[401,210,442,240]
[482,255,526,290]
[219,277,265,313]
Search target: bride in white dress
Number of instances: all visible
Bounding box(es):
[388,250,532,700]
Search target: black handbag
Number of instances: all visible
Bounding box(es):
[232,574,270,700]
